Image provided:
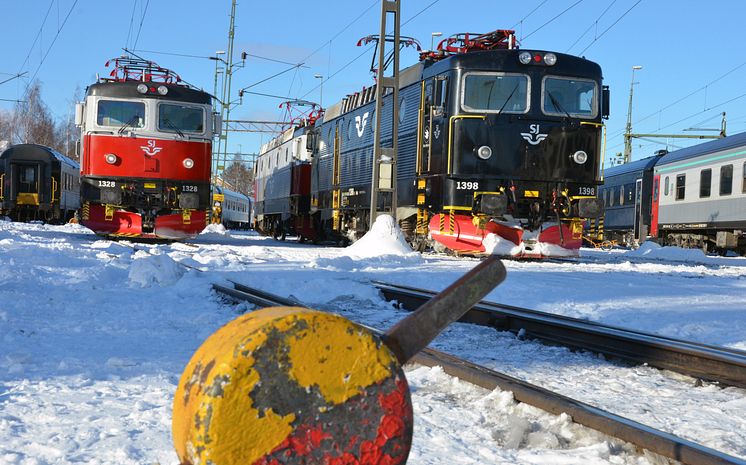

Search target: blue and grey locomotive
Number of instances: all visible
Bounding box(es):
[255,30,608,257]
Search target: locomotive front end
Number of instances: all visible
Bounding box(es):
[423,46,607,257]
[77,58,214,239]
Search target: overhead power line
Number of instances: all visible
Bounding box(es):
[566,0,617,53]
[132,0,151,50]
[18,0,55,74]
[523,0,584,41]
[125,0,138,50]
[579,0,642,55]
[511,0,549,30]
[27,0,80,84]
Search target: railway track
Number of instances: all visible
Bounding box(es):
[212,280,746,465]
[374,280,746,389]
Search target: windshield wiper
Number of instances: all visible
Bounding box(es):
[497,83,520,115]
[547,91,572,119]
[162,118,185,138]
[117,115,140,135]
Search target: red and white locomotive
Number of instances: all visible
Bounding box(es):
[75,57,215,239]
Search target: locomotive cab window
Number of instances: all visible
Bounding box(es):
[158,104,205,133]
[542,76,598,118]
[461,72,529,114]
[742,162,746,193]
[97,100,145,128]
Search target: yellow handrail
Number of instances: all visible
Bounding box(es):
[51,177,58,204]
[0,173,4,201]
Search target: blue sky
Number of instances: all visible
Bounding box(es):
[2,0,746,167]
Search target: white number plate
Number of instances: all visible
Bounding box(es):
[578,186,596,196]
[98,180,116,188]
[183,185,198,193]
[456,181,479,190]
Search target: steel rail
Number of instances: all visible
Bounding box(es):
[212,280,746,465]
[373,280,746,389]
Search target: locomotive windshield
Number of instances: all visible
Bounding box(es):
[461,72,529,114]
[97,100,145,128]
[158,104,205,133]
[542,76,598,118]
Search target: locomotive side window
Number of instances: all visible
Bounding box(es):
[158,104,205,133]
[653,178,659,201]
[742,162,746,193]
[461,72,528,114]
[664,176,670,196]
[619,185,624,206]
[700,169,712,198]
[720,164,733,196]
[675,174,686,200]
[97,100,145,128]
[542,77,598,118]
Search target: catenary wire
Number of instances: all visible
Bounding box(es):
[125,0,138,50]
[566,0,617,52]
[26,0,79,85]
[523,0,584,41]
[17,0,55,74]
[132,0,151,50]
[579,0,642,55]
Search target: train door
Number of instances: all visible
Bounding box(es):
[418,76,448,174]
[650,174,661,237]
[13,163,40,205]
[633,178,643,241]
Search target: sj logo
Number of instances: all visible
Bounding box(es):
[140,139,163,156]
[520,124,548,145]
[355,112,369,138]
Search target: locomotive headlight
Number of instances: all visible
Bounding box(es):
[571,150,588,164]
[104,153,118,164]
[183,158,195,169]
[519,51,532,65]
[136,83,148,94]
[157,85,169,96]
[476,145,493,160]
[544,53,557,66]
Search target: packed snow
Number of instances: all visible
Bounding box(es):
[2,220,746,464]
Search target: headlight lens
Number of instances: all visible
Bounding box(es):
[157,85,169,95]
[476,145,493,160]
[544,53,557,66]
[572,150,588,164]
[136,84,148,94]
[183,158,195,169]
[104,153,118,164]
[519,51,532,65]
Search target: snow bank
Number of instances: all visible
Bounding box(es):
[484,233,522,256]
[128,250,185,287]
[342,215,416,258]
[199,223,231,237]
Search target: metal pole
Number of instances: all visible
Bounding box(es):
[369,0,400,227]
[623,65,642,164]
[220,0,238,181]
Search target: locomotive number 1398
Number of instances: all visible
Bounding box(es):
[456,181,480,190]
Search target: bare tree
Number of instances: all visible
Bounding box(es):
[12,81,57,148]
[222,160,254,196]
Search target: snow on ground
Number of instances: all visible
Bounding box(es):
[2,221,746,464]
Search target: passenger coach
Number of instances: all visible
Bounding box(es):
[0,144,80,222]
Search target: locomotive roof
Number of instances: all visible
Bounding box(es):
[0,144,79,169]
[604,154,663,178]
[423,49,603,79]
[87,81,211,105]
[656,131,746,168]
